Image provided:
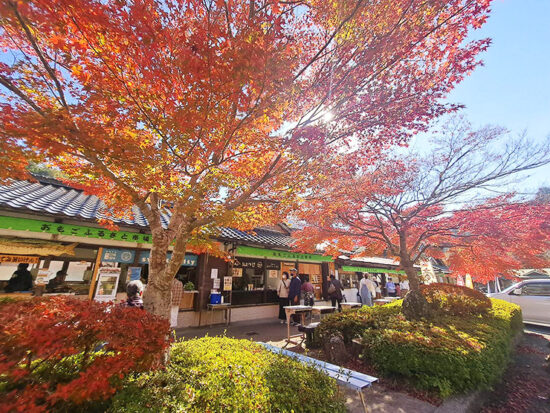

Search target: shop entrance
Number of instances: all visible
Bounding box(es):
[298,263,322,299]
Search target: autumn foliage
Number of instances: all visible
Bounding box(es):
[0,296,171,413]
[0,0,494,316]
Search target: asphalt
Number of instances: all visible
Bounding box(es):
[524,323,550,340]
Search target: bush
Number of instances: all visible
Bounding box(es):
[317,300,402,344]
[0,296,171,413]
[420,283,492,316]
[183,281,195,291]
[360,298,521,397]
[110,337,345,413]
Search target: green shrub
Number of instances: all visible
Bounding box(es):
[360,298,521,397]
[110,337,345,413]
[420,283,492,316]
[317,300,402,344]
[183,281,195,291]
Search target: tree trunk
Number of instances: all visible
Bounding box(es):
[399,235,431,320]
[142,229,189,319]
[142,282,172,319]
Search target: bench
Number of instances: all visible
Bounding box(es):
[297,322,320,347]
[260,342,377,413]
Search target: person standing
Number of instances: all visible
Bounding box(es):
[328,274,343,310]
[4,263,33,293]
[170,278,184,328]
[400,278,410,296]
[386,279,397,297]
[359,274,375,306]
[277,272,290,324]
[288,268,302,325]
[301,275,315,307]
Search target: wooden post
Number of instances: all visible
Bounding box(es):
[88,247,103,300]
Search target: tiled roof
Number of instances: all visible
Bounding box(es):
[0,178,294,248]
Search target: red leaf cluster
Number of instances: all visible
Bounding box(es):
[0,296,171,412]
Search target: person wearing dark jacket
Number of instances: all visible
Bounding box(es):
[5,263,33,292]
[287,268,302,325]
[328,274,343,311]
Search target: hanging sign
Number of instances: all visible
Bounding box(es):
[94,267,121,302]
[102,248,135,264]
[0,255,40,264]
[233,257,263,269]
[138,251,198,266]
[223,276,232,291]
[232,267,243,277]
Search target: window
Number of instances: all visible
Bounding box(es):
[521,283,550,297]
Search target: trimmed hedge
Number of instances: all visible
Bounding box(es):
[317,298,522,398]
[110,337,345,413]
[420,283,492,316]
[361,299,521,397]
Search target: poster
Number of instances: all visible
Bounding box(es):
[211,268,218,279]
[35,269,50,286]
[268,270,278,279]
[128,266,142,281]
[457,275,464,286]
[66,261,90,281]
[213,278,220,289]
[232,267,243,277]
[94,267,121,302]
[223,276,232,291]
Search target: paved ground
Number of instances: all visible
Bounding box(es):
[524,323,550,340]
[175,317,303,343]
[480,327,550,413]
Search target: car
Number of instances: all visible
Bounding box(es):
[488,279,550,327]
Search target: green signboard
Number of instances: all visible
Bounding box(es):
[341,265,407,275]
[236,245,332,262]
[0,215,152,244]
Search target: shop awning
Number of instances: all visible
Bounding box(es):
[0,237,76,256]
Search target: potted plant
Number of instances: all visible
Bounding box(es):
[180,281,198,309]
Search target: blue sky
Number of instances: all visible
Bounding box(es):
[436,0,550,192]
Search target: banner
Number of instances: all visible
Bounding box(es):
[0,255,40,264]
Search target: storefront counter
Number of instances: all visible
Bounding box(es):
[230,289,278,306]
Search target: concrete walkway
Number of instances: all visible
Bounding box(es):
[175,316,302,342]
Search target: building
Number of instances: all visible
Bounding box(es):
[0,176,420,326]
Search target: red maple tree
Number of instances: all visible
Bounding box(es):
[0,296,170,412]
[0,0,492,316]
[295,117,550,318]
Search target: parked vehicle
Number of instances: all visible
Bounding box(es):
[488,279,550,327]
